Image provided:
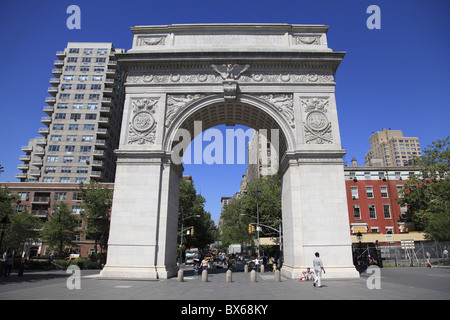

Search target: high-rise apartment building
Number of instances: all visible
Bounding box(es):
[245,129,279,181]
[364,128,422,167]
[16,43,126,183]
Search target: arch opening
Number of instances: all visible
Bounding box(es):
[164,95,293,171]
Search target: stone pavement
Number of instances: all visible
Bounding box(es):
[0,266,448,303]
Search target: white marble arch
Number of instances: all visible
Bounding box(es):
[100,23,359,280]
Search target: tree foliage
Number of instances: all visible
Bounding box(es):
[79,181,113,255]
[40,202,78,256]
[220,174,282,248]
[178,179,216,251]
[398,137,450,241]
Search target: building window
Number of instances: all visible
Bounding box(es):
[54,192,67,201]
[383,205,391,219]
[45,166,56,173]
[60,177,70,183]
[68,124,79,131]
[364,172,371,180]
[71,206,82,214]
[50,135,62,141]
[74,94,84,100]
[397,185,404,198]
[370,227,379,233]
[61,166,72,173]
[77,167,88,174]
[351,186,358,199]
[46,156,58,162]
[69,48,79,53]
[48,145,60,152]
[73,192,83,201]
[353,205,361,220]
[65,146,75,152]
[386,227,394,234]
[52,124,64,130]
[366,186,374,198]
[84,124,95,131]
[369,205,376,219]
[380,186,388,198]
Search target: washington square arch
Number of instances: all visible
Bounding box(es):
[100,23,360,280]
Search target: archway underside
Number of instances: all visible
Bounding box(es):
[170,99,289,160]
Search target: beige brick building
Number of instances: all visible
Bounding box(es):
[16,43,126,183]
[365,128,422,167]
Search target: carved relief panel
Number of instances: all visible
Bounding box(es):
[301,97,333,144]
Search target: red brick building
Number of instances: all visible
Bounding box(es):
[0,182,113,258]
[344,167,419,239]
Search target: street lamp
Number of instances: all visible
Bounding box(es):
[255,190,261,257]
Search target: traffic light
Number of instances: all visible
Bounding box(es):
[248,224,255,234]
[190,227,194,236]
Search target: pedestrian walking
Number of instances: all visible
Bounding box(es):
[443,248,448,259]
[18,256,26,277]
[4,254,13,278]
[313,252,325,288]
[426,251,433,268]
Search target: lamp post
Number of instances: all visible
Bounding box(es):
[255,191,261,257]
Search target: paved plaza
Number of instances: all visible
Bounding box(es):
[1,265,448,302]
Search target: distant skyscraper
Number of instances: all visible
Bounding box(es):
[16,42,126,183]
[364,128,422,167]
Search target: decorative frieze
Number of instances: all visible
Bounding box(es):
[126,71,333,84]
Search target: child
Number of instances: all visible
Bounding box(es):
[194,263,199,277]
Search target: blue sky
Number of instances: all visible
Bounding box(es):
[0,0,449,223]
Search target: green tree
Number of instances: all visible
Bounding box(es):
[398,137,450,241]
[0,187,19,252]
[4,212,43,255]
[178,179,216,251]
[40,202,78,257]
[79,181,112,255]
[220,174,282,249]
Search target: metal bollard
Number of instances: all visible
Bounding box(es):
[178,269,184,282]
[261,264,265,273]
[202,269,208,282]
[226,269,232,283]
[250,269,257,282]
[244,264,248,273]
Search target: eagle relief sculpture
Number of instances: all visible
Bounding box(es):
[211,64,250,80]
